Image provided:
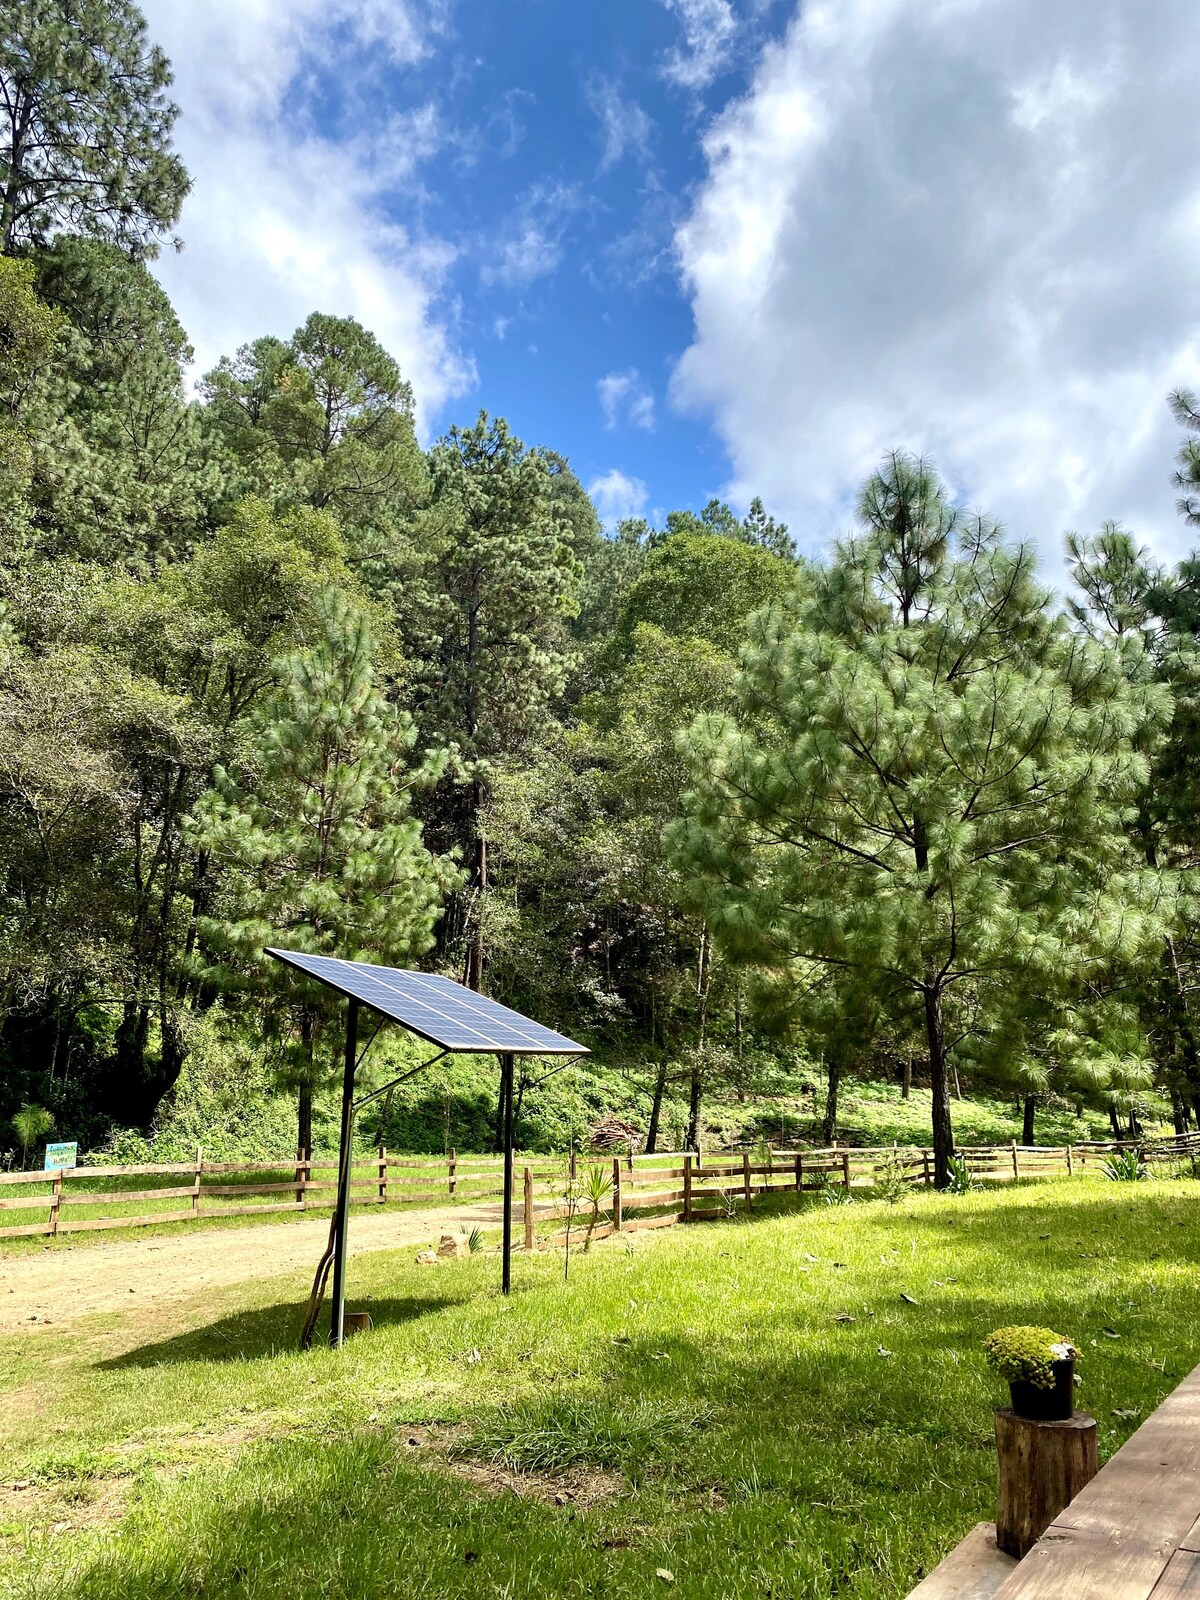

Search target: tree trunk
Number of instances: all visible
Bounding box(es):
[923,984,955,1187]
[1171,1085,1187,1136]
[1022,1094,1036,1147]
[821,1053,840,1144]
[685,1063,703,1151]
[902,1053,912,1100]
[464,814,487,992]
[297,1084,313,1162]
[1108,1102,1122,1139]
[645,1059,668,1153]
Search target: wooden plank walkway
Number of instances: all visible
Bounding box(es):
[906,1523,1016,1599]
[909,1363,1200,1598]
[992,1361,1200,1599]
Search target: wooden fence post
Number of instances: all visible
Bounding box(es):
[742,1149,752,1211]
[923,1150,932,1187]
[794,1151,802,1193]
[294,1147,305,1208]
[50,1167,62,1235]
[842,1150,852,1191]
[683,1154,693,1221]
[448,1147,456,1197]
[613,1157,623,1231]
[194,1145,203,1214]
[378,1145,387,1205]
[523,1166,534,1250]
[1066,1143,1073,1176]
[1011,1139,1019,1180]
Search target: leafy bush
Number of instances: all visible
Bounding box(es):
[983,1325,1080,1388]
[1102,1147,1147,1182]
[872,1152,910,1204]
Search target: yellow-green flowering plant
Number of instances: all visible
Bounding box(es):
[983,1326,1080,1389]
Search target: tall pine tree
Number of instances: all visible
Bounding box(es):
[424,413,576,990]
[192,592,460,1155]
[669,453,1172,1185]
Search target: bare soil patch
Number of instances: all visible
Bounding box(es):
[0,1200,508,1333]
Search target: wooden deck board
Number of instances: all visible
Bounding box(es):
[991,1365,1200,1600]
[905,1523,1017,1600]
[1150,1547,1200,1599]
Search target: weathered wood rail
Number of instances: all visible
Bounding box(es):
[0,1149,557,1240]
[1,1130,1194,1244]
[524,1132,1200,1245]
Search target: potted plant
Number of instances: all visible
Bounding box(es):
[983,1326,1080,1421]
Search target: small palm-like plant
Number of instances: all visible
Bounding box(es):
[580,1164,613,1251]
[1101,1147,1147,1183]
[945,1154,975,1194]
[12,1104,53,1167]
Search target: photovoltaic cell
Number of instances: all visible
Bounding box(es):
[265,949,589,1056]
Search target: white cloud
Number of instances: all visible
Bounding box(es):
[587,77,654,170]
[659,0,738,90]
[598,369,656,431]
[482,181,578,288]
[588,469,649,527]
[139,0,472,432]
[673,0,1200,570]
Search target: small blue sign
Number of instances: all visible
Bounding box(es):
[44,1142,77,1172]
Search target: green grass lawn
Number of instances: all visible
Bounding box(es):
[1,1176,1197,1599]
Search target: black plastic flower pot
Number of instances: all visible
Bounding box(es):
[1008,1359,1075,1421]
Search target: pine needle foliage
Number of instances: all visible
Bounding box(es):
[669,452,1174,1186]
[191,591,462,1151]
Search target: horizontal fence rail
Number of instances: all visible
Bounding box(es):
[0,1147,531,1240]
[1,1131,1196,1245]
[522,1131,1200,1248]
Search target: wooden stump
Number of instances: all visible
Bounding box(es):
[343,1311,373,1338]
[994,1408,1097,1558]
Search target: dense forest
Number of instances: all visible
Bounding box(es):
[3,2,1200,1182]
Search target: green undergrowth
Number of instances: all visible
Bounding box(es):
[1,1176,1198,1598]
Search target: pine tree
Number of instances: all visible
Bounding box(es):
[191,592,461,1155]
[424,413,576,990]
[669,452,1173,1185]
[0,0,189,256]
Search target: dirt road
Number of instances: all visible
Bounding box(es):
[0,1201,512,1333]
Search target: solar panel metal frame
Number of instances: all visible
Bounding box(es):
[265,948,589,1057]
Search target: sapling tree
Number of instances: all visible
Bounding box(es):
[669,453,1172,1186]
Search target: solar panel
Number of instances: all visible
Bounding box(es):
[265,949,589,1056]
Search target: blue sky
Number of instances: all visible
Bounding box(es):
[142,0,1200,570]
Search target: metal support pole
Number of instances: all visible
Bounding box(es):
[329,998,359,1349]
[500,1051,514,1295]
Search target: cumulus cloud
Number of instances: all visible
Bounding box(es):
[598,369,656,431]
[659,0,738,90]
[673,0,1200,568]
[139,0,472,431]
[589,468,649,527]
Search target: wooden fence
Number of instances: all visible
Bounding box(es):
[2,1130,1196,1245]
[525,1131,1200,1247]
[0,1148,559,1241]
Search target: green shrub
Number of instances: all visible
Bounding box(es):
[1102,1147,1147,1182]
[983,1325,1080,1388]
